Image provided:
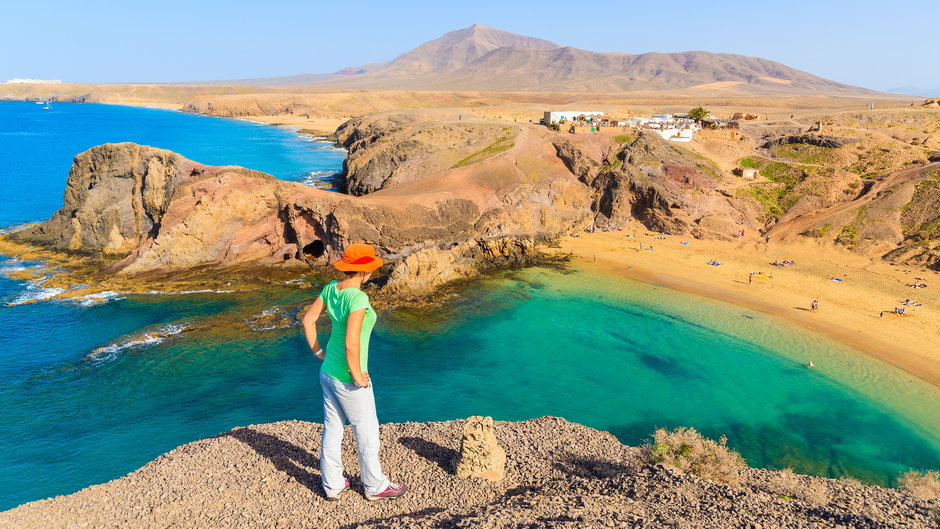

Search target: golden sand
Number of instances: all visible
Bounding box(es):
[557,228,940,385]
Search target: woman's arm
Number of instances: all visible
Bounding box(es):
[301,297,326,360]
[345,308,370,387]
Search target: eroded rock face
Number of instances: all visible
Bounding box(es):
[21,143,198,254]
[9,139,588,294]
[454,416,506,481]
[334,113,515,196]
[762,134,859,149]
[555,133,758,238]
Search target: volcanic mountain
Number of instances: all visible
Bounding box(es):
[205,24,877,95]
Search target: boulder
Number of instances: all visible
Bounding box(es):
[453,416,506,481]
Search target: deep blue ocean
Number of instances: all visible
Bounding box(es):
[0,101,938,511]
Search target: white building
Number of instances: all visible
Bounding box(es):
[5,78,63,84]
[652,127,695,142]
[543,110,604,124]
[630,115,699,142]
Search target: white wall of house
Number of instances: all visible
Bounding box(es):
[653,128,695,142]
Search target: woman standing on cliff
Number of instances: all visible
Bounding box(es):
[301,243,406,501]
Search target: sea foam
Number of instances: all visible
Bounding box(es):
[6,286,67,306]
[87,323,190,361]
[302,170,342,189]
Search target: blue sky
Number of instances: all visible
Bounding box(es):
[2,0,937,92]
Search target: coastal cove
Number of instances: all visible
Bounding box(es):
[1,101,938,512]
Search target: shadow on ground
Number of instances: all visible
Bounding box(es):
[222,427,322,494]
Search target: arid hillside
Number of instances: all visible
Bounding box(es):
[222,25,883,95]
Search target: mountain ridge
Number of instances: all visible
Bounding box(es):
[198,24,878,95]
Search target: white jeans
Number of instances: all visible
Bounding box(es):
[319,370,389,495]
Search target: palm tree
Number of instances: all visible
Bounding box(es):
[688,106,709,122]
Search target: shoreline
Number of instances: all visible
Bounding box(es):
[5,98,939,385]
[3,97,345,139]
[85,99,346,137]
[556,229,940,386]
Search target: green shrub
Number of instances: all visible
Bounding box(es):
[760,161,802,185]
[453,136,514,167]
[899,470,940,501]
[837,224,860,248]
[746,183,787,219]
[771,144,837,166]
[613,134,637,145]
[643,427,745,486]
[740,157,759,169]
[801,224,832,238]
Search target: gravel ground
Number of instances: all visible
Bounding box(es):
[1,417,936,528]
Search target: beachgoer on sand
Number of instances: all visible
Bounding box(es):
[810,300,819,313]
[302,244,406,501]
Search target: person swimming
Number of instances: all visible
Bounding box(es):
[807,361,815,369]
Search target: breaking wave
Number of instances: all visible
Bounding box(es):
[0,258,28,275]
[72,291,126,307]
[0,223,38,235]
[6,286,66,306]
[246,307,294,331]
[87,323,189,361]
[143,289,236,296]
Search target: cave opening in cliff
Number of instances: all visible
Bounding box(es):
[302,240,325,259]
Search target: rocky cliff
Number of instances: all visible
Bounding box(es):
[7,135,590,295]
[333,112,514,195]
[554,132,759,238]
[1,417,935,528]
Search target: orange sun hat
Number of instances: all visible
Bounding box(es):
[333,243,384,272]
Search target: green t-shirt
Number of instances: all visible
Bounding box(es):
[319,281,377,384]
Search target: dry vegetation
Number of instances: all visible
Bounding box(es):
[642,426,746,486]
[899,470,940,502]
[767,468,831,506]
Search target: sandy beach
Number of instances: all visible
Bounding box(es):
[557,227,940,386]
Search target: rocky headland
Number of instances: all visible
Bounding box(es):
[0,109,755,301]
[1,417,936,528]
[2,125,589,298]
[4,106,940,304]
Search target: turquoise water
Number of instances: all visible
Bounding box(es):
[1,102,938,511]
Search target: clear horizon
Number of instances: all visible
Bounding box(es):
[1,0,938,92]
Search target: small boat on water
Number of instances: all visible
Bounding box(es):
[34,101,43,104]
[42,101,52,110]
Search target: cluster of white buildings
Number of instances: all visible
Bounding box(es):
[542,110,703,142]
[543,110,604,124]
[4,78,63,84]
[628,114,699,142]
